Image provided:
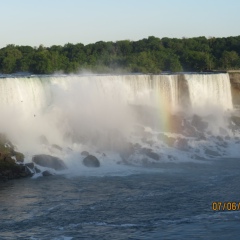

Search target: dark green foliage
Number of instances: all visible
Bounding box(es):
[0,35,240,74]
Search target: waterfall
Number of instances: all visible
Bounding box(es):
[184,73,233,110]
[152,74,179,111]
[0,73,236,167]
[0,77,51,115]
[1,73,231,116]
[0,73,233,144]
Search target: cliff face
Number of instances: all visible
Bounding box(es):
[229,72,240,106]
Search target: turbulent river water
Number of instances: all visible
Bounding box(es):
[0,73,240,239]
[1,158,240,240]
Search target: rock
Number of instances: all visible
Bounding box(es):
[197,134,207,141]
[143,131,153,139]
[14,151,25,163]
[21,165,33,177]
[157,134,176,147]
[81,151,89,157]
[42,170,53,176]
[191,154,206,160]
[204,148,221,157]
[217,141,228,148]
[0,134,32,181]
[0,160,33,181]
[133,143,142,150]
[32,154,67,171]
[230,116,240,127]
[141,136,154,146]
[216,136,224,142]
[225,136,231,140]
[219,127,228,136]
[168,155,177,161]
[34,167,41,173]
[82,155,100,167]
[229,72,240,105]
[146,151,160,160]
[140,147,160,160]
[191,114,208,132]
[38,135,49,145]
[170,114,184,133]
[183,122,199,137]
[175,138,188,150]
[25,162,35,169]
[119,142,135,161]
[51,144,63,151]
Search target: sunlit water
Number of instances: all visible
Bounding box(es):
[1,158,240,240]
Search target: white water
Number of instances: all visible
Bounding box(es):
[185,73,233,111]
[0,74,180,144]
[0,73,237,175]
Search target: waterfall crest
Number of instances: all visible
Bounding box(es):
[0,73,232,116]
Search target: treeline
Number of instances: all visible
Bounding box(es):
[0,36,240,74]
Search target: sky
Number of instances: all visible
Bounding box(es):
[0,0,240,48]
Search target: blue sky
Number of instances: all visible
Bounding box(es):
[0,0,239,48]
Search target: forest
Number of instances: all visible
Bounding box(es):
[0,35,240,74]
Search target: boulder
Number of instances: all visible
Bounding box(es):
[143,131,153,139]
[219,127,228,136]
[82,155,100,167]
[204,148,221,157]
[0,134,32,181]
[146,151,160,160]
[38,135,49,145]
[42,170,53,176]
[140,147,160,160]
[14,151,24,163]
[119,142,135,161]
[175,138,188,151]
[170,114,184,133]
[51,144,63,151]
[25,162,35,169]
[191,114,208,132]
[81,151,89,157]
[197,134,207,141]
[34,167,41,173]
[32,154,67,171]
[0,160,33,181]
[157,134,176,147]
[133,143,142,150]
[183,122,199,137]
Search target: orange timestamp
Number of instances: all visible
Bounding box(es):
[212,202,240,211]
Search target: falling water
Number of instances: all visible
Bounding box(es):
[0,73,236,169]
[184,73,233,110]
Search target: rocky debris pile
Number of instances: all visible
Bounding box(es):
[0,134,33,181]
[0,134,70,181]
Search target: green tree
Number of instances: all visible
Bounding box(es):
[16,45,34,72]
[221,51,239,69]
[0,45,22,73]
[30,48,53,74]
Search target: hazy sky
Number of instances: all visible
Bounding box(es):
[1,0,239,48]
